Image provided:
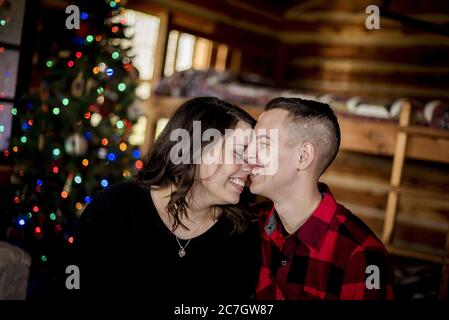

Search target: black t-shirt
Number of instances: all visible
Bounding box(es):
[79,181,260,300]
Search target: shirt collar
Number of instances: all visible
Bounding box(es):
[263,183,338,251]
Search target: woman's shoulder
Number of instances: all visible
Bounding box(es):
[92,180,147,203]
[80,181,149,222]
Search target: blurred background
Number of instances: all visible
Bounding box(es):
[0,0,448,300]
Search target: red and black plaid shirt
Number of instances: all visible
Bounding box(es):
[255,184,395,300]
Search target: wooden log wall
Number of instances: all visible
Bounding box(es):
[281,0,449,99]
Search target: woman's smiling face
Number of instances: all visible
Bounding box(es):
[196,121,253,205]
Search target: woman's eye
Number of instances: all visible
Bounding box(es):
[234,151,244,159]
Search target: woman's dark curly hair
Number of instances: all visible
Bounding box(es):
[134,97,256,234]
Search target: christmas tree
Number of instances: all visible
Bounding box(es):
[4,0,142,296]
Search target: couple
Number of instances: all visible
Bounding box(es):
[79,97,394,300]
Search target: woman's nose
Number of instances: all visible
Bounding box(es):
[243,142,257,165]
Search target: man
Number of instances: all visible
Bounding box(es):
[245,97,394,300]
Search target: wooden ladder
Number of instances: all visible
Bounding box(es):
[382,101,449,300]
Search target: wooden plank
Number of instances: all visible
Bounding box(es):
[386,245,444,264]
[288,44,449,66]
[287,78,449,99]
[151,11,169,87]
[288,67,449,90]
[406,136,449,164]
[339,116,397,156]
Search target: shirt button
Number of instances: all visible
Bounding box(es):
[281,260,288,266]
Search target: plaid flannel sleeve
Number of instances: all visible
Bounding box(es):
[340,245,395,300]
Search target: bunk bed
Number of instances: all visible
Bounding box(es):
[141,70,449,299]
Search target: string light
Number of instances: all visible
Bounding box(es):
[93,66,100,74]
[35,227,42,234]
[85,196,91,203]
[52,148,61,157]
[46,60,54,68]
[82,159,89,166]
[67,60,74,68]
[61,191,68,199]
[75,51,83,58]
[68,236,75,244]
[52,107,60,115]
[41,255,47,262]
[101,138,108,146]
[132,149,141,159]
[107,153,116,161]
[135,160,143,169]
[49,213,56,221]
[100,179,109,187]
[84,112,91,119]
[86,35,94,43]
[0,125,4,133]
[119,143,127,151]
[18,219,25,226]
[117,83,126,92]
[12,146,18,152]
[37,179,43,186]
[80,12,89,20]
[33,206,39,213]
[111,26,119,33]
[116,120,124,129]
[73,175,81,184]
[112,51,120,59]
[62,98,69,106]
[97,86,104,94]
[75,202,83,210]
[123,169,131,178]
[52,166,59,174]
[106,68,114,76]
[14,196,20,204]
[20,136,27,143]
[11,108,17,115]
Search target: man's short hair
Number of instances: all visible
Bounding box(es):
[265,97,341,176]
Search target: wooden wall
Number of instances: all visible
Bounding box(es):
[129,0,285,81]
[282,0,449,100]
[131,0,449,100]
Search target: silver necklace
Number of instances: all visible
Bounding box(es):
[174,208,219,257]
[175,236,192,258]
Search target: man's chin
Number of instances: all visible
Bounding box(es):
[249,181,264,196]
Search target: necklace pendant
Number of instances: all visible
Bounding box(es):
[178,248,186,257]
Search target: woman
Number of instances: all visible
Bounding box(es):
[79,97,260,300]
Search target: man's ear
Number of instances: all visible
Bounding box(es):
[296,142,315,171]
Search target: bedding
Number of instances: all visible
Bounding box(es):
[154,70,449,130]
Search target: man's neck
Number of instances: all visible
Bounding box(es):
[272,181,323,235]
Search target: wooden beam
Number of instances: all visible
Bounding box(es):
[381,10,449,37]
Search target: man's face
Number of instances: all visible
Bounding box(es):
[246,109,299,199]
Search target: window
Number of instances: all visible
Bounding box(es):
[122,10,161,146]
[163,30,229,77]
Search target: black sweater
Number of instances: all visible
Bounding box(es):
[79,181,260,300]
